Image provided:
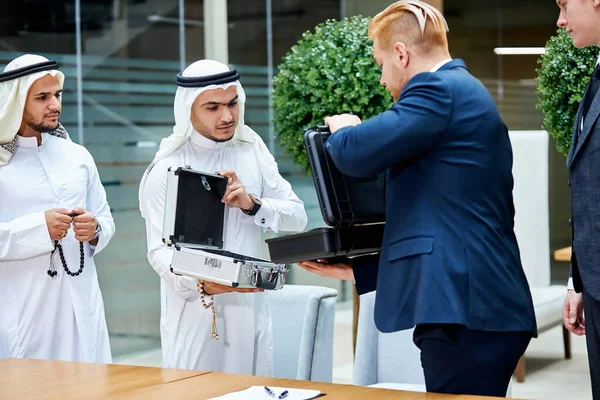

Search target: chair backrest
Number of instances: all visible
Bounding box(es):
[354,291,425,386]
[265,284,337,382]
[508,130,551,288]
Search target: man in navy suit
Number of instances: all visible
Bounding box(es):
[298,1,536,396]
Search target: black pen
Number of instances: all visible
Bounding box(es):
[264,386,276,398]
[278,390,289,399]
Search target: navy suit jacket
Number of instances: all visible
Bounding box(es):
[326,59,537,335]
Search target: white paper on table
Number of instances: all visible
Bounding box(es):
[207,385,322,400]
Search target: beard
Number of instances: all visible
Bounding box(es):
[195,121,237,143]
[24,109,60,133]
[205,132,235,142]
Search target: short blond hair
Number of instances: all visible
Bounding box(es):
[368,1,449,55]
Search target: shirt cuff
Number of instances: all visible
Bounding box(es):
[567,277,574,290]
[253,198,277,232]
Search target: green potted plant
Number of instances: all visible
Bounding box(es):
[536,28,599,155]
[272,16,392,174]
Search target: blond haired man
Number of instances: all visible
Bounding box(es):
[298,1,536,396]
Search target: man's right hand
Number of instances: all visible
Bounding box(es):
[563,289,585,336]
[202,281,263,295]
[45,208,73,241]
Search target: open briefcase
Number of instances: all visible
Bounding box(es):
[265,126,385,264]
[162,167,287,290]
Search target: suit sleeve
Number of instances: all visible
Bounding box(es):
[352,254,381,295]
[326,73,453,177]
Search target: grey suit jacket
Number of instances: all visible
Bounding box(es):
[567,76,600,299]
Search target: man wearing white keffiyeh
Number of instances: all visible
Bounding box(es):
[0,54,71,165]
[139,59,307,374]
[0,54,115,363]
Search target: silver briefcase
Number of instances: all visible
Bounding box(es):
[162,166,287,290]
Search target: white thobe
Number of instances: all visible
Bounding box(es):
[141,131,307,374]
[0,134,115,363]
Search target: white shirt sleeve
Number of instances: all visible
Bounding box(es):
[85,152,115,256]
[251,139,308,234]
[567,277,574,290]
[141,162,200,302]
[0,212,54,261]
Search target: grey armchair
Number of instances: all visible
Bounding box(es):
[264,284,337,382]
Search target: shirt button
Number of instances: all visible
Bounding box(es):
[569,218,573,226]
[261,218,266,224]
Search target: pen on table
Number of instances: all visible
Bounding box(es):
[278,389,289,399]
[264,386,276,398]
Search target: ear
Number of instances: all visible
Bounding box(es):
[393,42,409,68]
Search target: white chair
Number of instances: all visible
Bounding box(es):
[353,291,425,390]
[264,284,337,382]
[353,291,513,397]
[509,130,569,382]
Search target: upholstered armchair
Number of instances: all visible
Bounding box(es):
[509,130,569,382]
[265,284,337,382]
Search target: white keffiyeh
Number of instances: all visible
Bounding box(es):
[0,54,69,166]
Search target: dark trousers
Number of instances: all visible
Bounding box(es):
[583,289,600,399]
[413,324,532,397]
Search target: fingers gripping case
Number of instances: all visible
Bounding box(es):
[162,167,287,290]
[265,126,386,264]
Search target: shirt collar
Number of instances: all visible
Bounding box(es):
[596,54,600,68]
[16,134,43,148]
[190,130,231,150]
[431,59,453,72]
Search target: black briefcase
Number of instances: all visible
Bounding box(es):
[265,126,385,264]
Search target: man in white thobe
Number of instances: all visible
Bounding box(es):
[139,59,308,374]
[0,54,115,363]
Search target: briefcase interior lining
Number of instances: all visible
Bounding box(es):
[265,126,385,264]
[162,167,286,289]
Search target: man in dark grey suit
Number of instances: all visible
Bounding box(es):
[557,1,600,397]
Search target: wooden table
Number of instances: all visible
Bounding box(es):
[113,371,499,399]
[554,246,572,262]
[0,358,502,399]
[0,358,208,399]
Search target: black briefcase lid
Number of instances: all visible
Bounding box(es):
[305,125,385,227]
[170,167,228,249]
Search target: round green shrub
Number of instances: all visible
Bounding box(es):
[272,16,392,174]
[536,28,599,156]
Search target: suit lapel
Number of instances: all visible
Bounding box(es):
[567,101,584,169]
[571,90,600,166]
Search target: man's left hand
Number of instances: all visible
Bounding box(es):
[71,207,98,243]
[324,114,362,133]
[297,260,355,281]
[219,170,254,211]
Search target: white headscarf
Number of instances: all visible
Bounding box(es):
[0,54,66,166]
[139,59,266,218]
